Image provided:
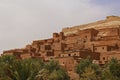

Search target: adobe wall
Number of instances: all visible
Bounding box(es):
[55,57,76,71]
[99,28,116,36]
[99,51,120,64]
[20,53,31,59]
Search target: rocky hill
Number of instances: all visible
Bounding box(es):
[62,16,120,35]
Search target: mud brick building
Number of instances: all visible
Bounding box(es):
[2,16,120,74]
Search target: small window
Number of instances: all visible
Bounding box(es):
[63,62,64,64]
[58,54,60,57]
[102,47,104,49]
[100,36,103,38]
[99,61,102,64]
[95,48,97,50]
[68,54,71,56]
[83,40,86,43]
[103,57,105,60]
[112,30,115,32]
[74,54,76,56]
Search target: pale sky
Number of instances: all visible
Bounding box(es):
[0,0,120,53]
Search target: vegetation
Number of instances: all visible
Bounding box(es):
[102,58,120,80]
[75,57,101,80]
[35,59,70,80]
[75,57,120,80]
[1,55,120,80]
[0,55,69,80]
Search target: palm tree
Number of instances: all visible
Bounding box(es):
[35,68,49,80]
[75,56,92,78]
[49,68,70,80]
[109,58,120,79]
[102,68,117,80]
[3,58,44,80]
[0,56,69,80]
[102,58,120,80]
[35,59,70,80]
[0,55,16,80]
[80,66,101,80]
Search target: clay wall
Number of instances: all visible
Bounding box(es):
[99,53,108,64]
[79,50,100,60]
[99,51,120,64]
[60,53,68,57]
[52,42,65,51]
[94,45,108,52]
[46,39,53,43]
[54,50,62,57]
[3,51,14,55]
[56,57,76,71]
[60,52,80,57]
[45,51,54,56]
[59,32,65,40]
[77,29,98,41]
[107,52,120,60]
[20,53,31,59]
[65,34,78,44]
[97,28,120,37]
[44,56,55,61]
[91,40,119,46]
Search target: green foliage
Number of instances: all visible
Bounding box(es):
[102,58,120,80]
[35,59,70,80]
[0,56,69,80]
[45,59,60,73]
[1,55,120,80]
[102,68,117,80]
[0,55,15,64]
[108,58,120,78]
[0,55,16,79]
[80,67,101,80]
[75,57,120,80]
[49,68,69,80]
[76,57,102,80]
[75,56,93,77]
[6,59,43,80]
[0,55,44,80]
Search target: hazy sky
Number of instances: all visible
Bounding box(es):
[0,0,120,53]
